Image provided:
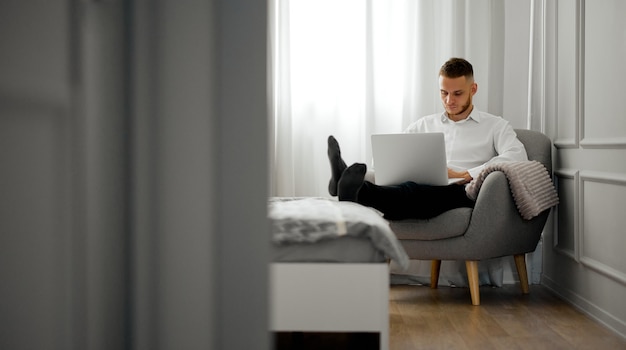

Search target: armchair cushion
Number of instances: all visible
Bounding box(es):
[389,207,472,241]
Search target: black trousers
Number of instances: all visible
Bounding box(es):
[356,181,475,220]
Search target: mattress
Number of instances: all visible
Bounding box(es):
[271,236,386,263]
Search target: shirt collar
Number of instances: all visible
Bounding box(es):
[441,108,481,123]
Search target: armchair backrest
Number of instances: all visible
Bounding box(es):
[514,129,553,174]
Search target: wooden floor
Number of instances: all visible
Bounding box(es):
[389,283,626,350]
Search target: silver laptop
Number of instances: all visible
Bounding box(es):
[371,132,463,186]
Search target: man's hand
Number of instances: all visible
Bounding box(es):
[448,168,472,185]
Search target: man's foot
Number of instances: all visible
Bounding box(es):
[338,163,366,202]
[327,135,347,196]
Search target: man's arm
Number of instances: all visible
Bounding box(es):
[448,168,472,185]
[465,121,528,179]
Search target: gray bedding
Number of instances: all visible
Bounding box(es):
[269,197,409,269]
[271,235,385,263]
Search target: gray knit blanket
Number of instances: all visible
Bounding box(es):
[269,197,409,269]
[466,161,559,220]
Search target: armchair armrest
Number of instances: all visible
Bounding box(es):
[463,171,547,259]
[469,171,519,229]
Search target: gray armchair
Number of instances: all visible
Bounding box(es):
[389,129,553,305]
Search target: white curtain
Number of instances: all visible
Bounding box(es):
[270,0,505,198]
[269,0,525,287]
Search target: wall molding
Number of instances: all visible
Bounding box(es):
[580,170,626,186]
[579,171,626,286]
[554,139,578,149]
[553,169,579,261]
[577,0,586,148]
[580,137,626,149]
[0,95,68,119]
[579,0,626,149]
[553,0,582,148]
[579,258,626,286]
[550,1,625,150]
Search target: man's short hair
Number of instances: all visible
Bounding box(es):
[439,58,474,80]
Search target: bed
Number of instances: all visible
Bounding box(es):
[269,197,409,350]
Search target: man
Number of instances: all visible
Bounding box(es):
[327,57,527,220]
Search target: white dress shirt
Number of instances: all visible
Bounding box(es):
[404,109,528,180]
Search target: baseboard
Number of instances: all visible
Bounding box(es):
[542,275,626,341]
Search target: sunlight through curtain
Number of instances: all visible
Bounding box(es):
[270,0,503,198]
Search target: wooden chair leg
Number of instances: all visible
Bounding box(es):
[465,260,480,306]
[430,260,441,289]
[514,254,530,294]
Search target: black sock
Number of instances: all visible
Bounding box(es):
[338,163,366,202]
[327,135,347,196]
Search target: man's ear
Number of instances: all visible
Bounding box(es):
[471,82,478,95]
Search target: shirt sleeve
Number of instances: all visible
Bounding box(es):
[404,119,424,133]
[467,165,485,180]
[467,120,528,178]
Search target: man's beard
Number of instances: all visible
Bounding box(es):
[447,97,472,117]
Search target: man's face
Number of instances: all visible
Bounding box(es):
[439,75,477,119]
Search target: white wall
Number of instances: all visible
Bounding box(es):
[474,2,626,341]
[0,1,269,349]
[542,0,626,340]
[1,1,128,348]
